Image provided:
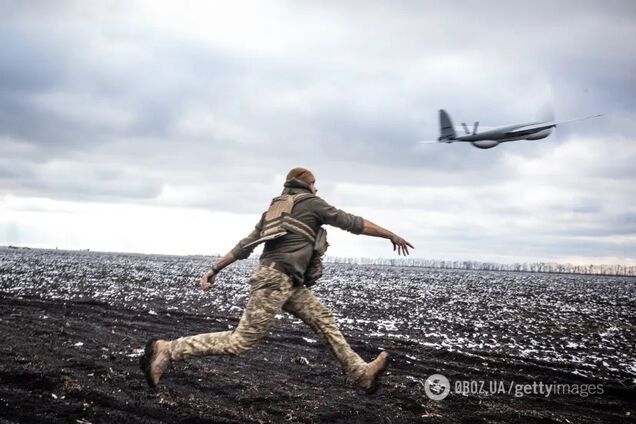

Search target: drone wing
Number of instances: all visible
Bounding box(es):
[509,114,602,135]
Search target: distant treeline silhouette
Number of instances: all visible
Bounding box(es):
[324,257,636,277]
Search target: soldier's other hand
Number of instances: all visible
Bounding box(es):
[390,234,414,256]
[199,270,217,291]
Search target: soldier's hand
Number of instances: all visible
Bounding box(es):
[199,270,217,291]
[390,234,414,256]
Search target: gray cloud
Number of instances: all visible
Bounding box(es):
[1,0,635,262]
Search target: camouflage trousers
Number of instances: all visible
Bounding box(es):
[169,265,367,377]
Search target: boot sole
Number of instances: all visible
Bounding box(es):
[139,337,159,388]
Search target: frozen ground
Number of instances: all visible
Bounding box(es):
[1,247,634,423]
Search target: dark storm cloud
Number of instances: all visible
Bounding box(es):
[0,154,162,202]
[0,29,65,93]
[0,19,285,202]
[0,28,90,150]
[0,31,238,145]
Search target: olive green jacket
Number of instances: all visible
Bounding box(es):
[231,178,364,284]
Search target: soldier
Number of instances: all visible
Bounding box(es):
[140,167,413,393]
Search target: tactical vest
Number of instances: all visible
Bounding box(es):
[244,193,317,249]
[246,193,329,286]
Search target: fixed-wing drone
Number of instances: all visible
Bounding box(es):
[425,109,601,149]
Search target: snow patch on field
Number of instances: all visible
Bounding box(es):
[1,247,635,382]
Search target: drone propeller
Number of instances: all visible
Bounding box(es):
[472,121,479,135]
[540,103,557,142]
[461,122,470,135]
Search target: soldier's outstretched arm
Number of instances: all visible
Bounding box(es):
[312,197,413,256]
[361,219,414,256]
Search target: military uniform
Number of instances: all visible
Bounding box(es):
[167,178,370,379]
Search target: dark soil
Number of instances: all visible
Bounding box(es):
[1,296,634,423]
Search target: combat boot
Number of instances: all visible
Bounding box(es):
[140,338,172,388]
[353,351,389,394]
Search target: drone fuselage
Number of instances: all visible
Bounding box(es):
[454,125,553,149]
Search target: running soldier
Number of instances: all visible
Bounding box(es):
[140,167,413,393]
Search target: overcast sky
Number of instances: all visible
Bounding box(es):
[1,0,635,265]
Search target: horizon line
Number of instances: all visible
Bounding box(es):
[2,244,635,271]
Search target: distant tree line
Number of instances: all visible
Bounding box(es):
[324,257,636,277]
